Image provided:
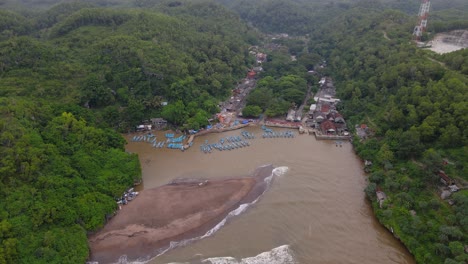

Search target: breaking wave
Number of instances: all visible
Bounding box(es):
[272,166,289,177]
[201,245,297,264]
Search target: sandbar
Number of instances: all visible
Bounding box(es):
[88,164,274,263]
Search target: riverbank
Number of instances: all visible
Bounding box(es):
[88,164,274,263]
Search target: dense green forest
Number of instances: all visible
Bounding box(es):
[0,0,467,263]
[304,4,468,264]
[0,1,257,263]
[0,1,258,131]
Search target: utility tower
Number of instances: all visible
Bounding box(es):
[413,0,431,41]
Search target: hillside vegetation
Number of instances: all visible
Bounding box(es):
[305,6,468,264]
[0,0,467,263]
[0,2,256,263]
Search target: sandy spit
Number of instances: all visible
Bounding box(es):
[88,164,274,264]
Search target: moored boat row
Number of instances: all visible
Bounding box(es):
[200,138,251,154]
[262,131,295,138]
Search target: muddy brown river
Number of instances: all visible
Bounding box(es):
[124,127,415,264]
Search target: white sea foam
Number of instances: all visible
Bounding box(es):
[272,166,289,177]
[201,245,297,264]
[111,255,148,264]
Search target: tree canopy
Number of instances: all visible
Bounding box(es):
[0,1,256,262]
[0,0,467,263]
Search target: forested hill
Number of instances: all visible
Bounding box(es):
[0,1,257,130]
[1,0,467,263]
[304,5,468,264]
[0,2,257,263]
[215,0,468,35]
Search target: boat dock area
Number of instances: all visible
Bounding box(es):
[198,127,296,154]
[200,133,252,153]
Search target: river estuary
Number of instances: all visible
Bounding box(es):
[124,126,415,264]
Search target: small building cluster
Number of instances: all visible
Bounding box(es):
[249,46,268,64]
[221,78,256,113]
[356,124,370,140]
[136,118,167,131]
[221,48,266,114]
[306,77,348,136]
[150,118,168,129]
[438,170,460,203]
[286,108,302,122]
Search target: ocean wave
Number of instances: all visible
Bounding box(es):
[201,245,297,264]
[272,166,289,177]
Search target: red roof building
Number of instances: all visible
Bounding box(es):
[327,112,345,123]
[321,104,330,114]
[320,120,336,134]
[438,170,452,185]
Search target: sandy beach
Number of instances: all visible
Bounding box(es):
[88,164,274,263]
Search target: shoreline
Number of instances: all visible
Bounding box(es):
[88,164,274,264]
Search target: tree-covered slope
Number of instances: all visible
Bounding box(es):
[305,6,467,264]
[0,2,257,263]
[1,1,467,263]
[0,3,257,130]
[0,98,142,263]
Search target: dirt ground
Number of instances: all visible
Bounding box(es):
[429,30,468,54]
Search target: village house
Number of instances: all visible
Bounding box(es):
[313,111,326,123]
[225,102,236,112]
[136,124,152,131]
[256,53,267,64]
[438,170,453,185]
[320,104,331,115]
[320,120,337,135]
[294,112,302,122]
[150,118,167,130]
[309,104,317,113]
[286,109,296,121]
[318,77,326,86]
[327,111,345,123]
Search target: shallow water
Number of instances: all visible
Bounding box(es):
[124,127,414,264]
